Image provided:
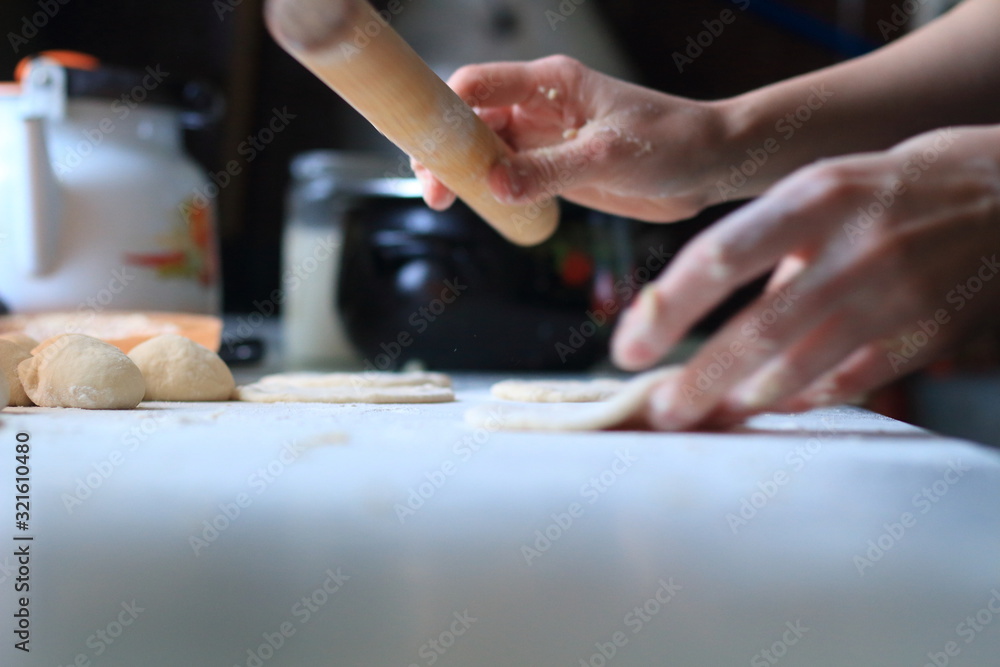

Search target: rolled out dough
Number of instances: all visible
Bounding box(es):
[466,367,681,431]
[250,371,451,388]
[490,378,625,403]
[235,371,455,404]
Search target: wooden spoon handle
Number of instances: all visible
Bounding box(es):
[265,0,559,246]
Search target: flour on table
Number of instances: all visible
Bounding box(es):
[467,367,681,431]
[235,371,454,404]
[490,378,624,403]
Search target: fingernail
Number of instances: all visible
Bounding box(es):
[612,286,664,368]
[624,285,661,339]
[648,385,687,431]
[491,162,523,203]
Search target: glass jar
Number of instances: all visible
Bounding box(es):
[282,150,418,367]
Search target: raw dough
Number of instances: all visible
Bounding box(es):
[490,378,624,403]
[0,339,33,407]
[18,334,145,410]
[250,371,451,388]
[235,371,454,404]
[0,368,8,408]
[128,334,235,401]
[0,332,39,352]
[466,367,682,431]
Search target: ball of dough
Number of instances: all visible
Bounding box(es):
[0,368,8,409]
[0,339,33,407]
[0,332,39,352]
[128,334,234,401]
[18,334,145,409]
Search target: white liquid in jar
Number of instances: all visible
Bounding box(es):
[281,222,358,368]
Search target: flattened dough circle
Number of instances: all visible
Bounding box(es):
[466,367,681,431]
[236,371,454,404]
[490,378,624,403]
[250,371,451,388]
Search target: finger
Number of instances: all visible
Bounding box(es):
[765,253,811,292]
[643,229,925,430]
[412,160,457,210]
[693,344,883,429]
[728,310,889,413]
[486,119,653,204]
[707,310,897,425]
[557,185,704,223]
[477,106,512,135]
[610,158,882,371]
[447,56,591,120]
[771,344,887,413]
[789,328,949,410]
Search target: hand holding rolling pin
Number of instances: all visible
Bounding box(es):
[415,0,1000,429]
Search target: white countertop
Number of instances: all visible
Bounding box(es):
[2,376,999,666]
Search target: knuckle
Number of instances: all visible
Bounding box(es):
[530,155,563,193]
[798,162,862,208]
[537,54,585,92]
[448,64,485,96]
[863,233,927,313]
[539,54,582,72]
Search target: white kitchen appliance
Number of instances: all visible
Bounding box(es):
[0,53,221,315]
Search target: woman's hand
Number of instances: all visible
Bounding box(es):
[611,126,1000,429]
[414,55,730,222]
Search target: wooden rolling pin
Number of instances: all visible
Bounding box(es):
[265,0,560,246]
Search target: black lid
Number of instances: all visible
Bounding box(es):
[24,55,222,128]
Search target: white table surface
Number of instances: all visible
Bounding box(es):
[2,375,999,667]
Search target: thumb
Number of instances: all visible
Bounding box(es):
[487,125,619,204]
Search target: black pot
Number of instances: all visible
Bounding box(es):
[338,195,635,371]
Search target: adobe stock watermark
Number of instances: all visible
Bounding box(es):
[395,409,505,523]
[31,265,138,381]
[222,232,341,353]
[54,65,171,176]
[577,578,682,667]
[671,0,751,73]
[920,589,1000,667]
[886,253,1000,373]
[62,412,170,514]
[233,566,350,667]
[395,67,502,187]
[853,459,970,576]
[725,418,834,534]
[55,600,145,666]
[521,449,637,566]
[681,286,801,403]
[182,106,297,216]
[750,619,810,667]
[408,67,562,237]
[545,0,589,31]
[8,0,73,54]
[716,85,835,202]
[407,610,478,667]
[334,0,416,60]
[556,244,672,363]
[356,277,468,376]
[877,0,929,40]
[190,439,312,556]
[843,127,958,245]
